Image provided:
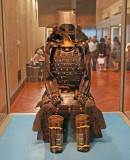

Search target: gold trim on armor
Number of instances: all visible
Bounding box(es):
[42,100,50,103]
[77,145,90,148]
[77,125,90,129]
[49,127,63,130]
[50,146,63,149]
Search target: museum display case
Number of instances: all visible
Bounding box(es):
[0,1,130,159]
[0,0,129,126]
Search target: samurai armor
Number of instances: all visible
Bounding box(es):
[33,22,106,153]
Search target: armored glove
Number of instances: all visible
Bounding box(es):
[45,77,61,106]
[75,76,90,107]
[50,94,61,106]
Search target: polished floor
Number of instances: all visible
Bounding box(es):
[11,82,45,113]
[11,69,130,114]
[0,113,130,160]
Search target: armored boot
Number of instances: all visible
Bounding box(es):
[75,114,90,152]
[48,115,64,153]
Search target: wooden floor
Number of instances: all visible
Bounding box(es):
[11,82,45,113]
[10,69,130,119]
[91,70,120,111]
[124,71,130,112]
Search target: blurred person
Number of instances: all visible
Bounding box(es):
[88,38,97,70]
[126,43,130,62]
[106,38,111,68]
[32,48,45,66]
[97,38,107,71]
[41,46,45,52]
[104,36,107,44]
[93,35,99,47]
[126,43,130,70]
[41,46,45,56]
[111,37,121,72]
[93,35,99,60]
[35,48,39,54]
[87,37,91,43]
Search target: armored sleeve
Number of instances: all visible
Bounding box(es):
[79,41,91,96]
[44,42,61,106]
[75,42,92,106]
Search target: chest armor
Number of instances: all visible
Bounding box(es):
[50,48,85,89]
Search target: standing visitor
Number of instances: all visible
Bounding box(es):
[97,38,107,71]
[88,38,97,70]
[104,36,107,44]
[93,35,99,47]
[126,43,130,62]
[111,37,121,72]
[126,43,130,70]
[87,37,91,43]
[106,38,111,68]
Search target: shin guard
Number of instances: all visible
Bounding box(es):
[76,114,90,152]
[48,115,64,153]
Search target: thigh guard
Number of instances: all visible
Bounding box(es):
[48,115,64,153]
[76,114,90,152]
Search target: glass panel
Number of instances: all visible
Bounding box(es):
[0,1,7,125]
[124,0,130,119]
[93,0,122,111]
[2,0,123,113]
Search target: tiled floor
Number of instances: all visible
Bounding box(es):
[0,113,130,160]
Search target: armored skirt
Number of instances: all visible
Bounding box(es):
[33,96,106,142]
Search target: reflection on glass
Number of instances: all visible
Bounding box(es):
[124,0,130,119]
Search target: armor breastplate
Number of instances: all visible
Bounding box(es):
[50,48,85,89]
